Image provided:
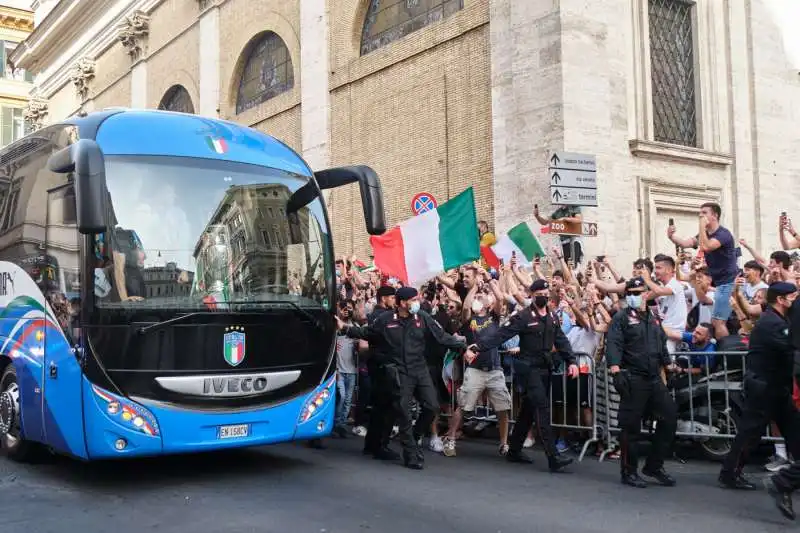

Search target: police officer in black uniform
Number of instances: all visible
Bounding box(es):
[362,285,399,460]
[720,282,800,503]
[465,279,577,472]
[606,277,678,488]
[338,286,466,470]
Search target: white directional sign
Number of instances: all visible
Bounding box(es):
[549,168,597,188]
[550,186,598,207]
[548,151,597,207]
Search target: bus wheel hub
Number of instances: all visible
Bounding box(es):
[0,387,18,435]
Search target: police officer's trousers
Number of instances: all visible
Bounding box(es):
[510,367,558,457]
[721,383,800,476]
[390,367,438,463]
[617,375,677,475]
[363,362,396,456]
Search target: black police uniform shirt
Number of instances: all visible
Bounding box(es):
[473,306,575,370]
[605,307,670,378]
[346,310,466,371]
[462,313,501,370]
[746,306,794,393]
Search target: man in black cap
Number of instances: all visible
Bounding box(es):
[720,282,800,505]
[362,285,399,460]
[464,279,578,472]
[606,277,678,488]
[337,286,467,470]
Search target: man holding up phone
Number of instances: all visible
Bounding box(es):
[668,203,738,339]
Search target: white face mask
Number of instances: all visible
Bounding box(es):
[626,294,643,309]
[409,301,421,315]
[471,300,485,313]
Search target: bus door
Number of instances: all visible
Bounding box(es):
[41,184,87,457]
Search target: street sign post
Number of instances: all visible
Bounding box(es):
[548,151,597,207]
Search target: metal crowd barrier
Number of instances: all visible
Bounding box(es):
[349,349,791,463]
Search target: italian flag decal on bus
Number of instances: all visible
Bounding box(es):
[206,136,228,154]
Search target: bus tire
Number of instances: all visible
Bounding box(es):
[0,365,37,462]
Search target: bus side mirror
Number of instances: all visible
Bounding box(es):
[48,139,107,234]
[314,165,386,235]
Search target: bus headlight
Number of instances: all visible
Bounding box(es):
[298,376,336,424]
[92,384,160,437]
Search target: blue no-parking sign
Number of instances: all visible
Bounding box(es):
[411,192,438,215]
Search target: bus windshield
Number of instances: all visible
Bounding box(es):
[94,155,330,310]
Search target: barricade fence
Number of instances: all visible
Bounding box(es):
[348,350,784,461]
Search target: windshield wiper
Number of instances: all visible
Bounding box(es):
[137,312,214,335]
[250,300,326,330]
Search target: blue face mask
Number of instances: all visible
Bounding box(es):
[626,294,642,309]
[409,301,421,315]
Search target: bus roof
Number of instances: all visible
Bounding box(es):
[83,109,313,177]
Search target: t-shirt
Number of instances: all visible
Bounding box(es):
[743,281,768,301]
[686,286,715,326]
[335,330,357,374]
[696,226,738,285]
[679,331,717,369]
[463,313,501,370]
[657,277,688,331]
[566,327,600,374]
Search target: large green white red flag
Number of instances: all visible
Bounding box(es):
[370,188,480,287]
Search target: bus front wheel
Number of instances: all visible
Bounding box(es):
[0,365,36,462]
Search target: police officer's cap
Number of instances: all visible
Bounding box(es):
[625,277,646,293]
[377,285,396,298]
[395,286,418,301]
[529,279,549,292]
[767,282,797,299]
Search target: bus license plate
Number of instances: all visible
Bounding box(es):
[218,424,250,439]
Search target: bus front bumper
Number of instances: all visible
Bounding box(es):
[82,375,335,459]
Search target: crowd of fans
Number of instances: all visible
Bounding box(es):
[330,202,800,468]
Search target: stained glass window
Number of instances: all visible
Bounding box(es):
[158,85,195,114]
[360,0,463,56]
[236,32,294,114]
[649,0,697,147]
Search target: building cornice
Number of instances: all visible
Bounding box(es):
[0,7,33,33]
[11,0,165,99]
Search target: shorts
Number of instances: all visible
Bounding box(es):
[712,281,735,321]
[428,364,452,406]
[551,374,592,408]
[457,367,512,413]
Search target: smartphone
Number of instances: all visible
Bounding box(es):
[669,218,675,226]
[782,212,787,218]
[596,255,605,263]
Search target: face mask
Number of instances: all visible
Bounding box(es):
[335,269,342,277]
[534,295,549,309]
[409,301,421,315]
[471,300,485,313]
[522,297,533,308]
[626,294,642,309]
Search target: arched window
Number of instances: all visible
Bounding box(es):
[360,0,463,56]
[158,85,195,114]
[236,32,294,114]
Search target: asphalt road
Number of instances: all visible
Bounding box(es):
[0,436,794,533]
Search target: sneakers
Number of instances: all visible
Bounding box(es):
[498,443,510,457]
[443,438,457,457]
[352,426,367,437]
[523,437,534,449]
[766,455,791,472]
[429,436,444,453]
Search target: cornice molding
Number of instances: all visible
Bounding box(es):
[11,0,165,99]
[0,10,34,33]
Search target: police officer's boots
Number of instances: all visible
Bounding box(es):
[548,454,573,473]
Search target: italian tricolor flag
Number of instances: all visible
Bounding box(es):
[370,188,480,287]
[481,221,545,269]
[206,136,228,154]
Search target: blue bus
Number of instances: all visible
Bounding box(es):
[0,109,384,461]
